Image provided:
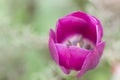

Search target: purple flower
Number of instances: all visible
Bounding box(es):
[48,11,105,77]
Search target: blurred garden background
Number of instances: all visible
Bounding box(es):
[0,0,120,80]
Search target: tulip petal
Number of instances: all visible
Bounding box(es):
[77,50,99,77]
[77,41,105,77]
[55,44,70,69]
[49,29,59,64]
[69,11,103,44]
[56,43,90,73]
[96,41,105,57]
[55,43,71,74]
[68,11,92,22]
[56,12,97,44]
[69,46,90,70]
[94,17,103,44]
[56,16,88,43]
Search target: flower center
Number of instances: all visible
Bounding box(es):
[65,36,93,50]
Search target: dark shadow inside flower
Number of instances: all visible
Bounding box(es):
[63,35,94,50]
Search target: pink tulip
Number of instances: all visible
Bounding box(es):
[48,11,105,77]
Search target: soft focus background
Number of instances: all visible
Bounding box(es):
[0,0,120,80]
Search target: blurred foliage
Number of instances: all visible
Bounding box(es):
[0,0,119,80]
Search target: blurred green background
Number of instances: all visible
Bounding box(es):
[0,0,120,80]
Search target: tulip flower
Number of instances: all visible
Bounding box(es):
[48,11,105,77]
